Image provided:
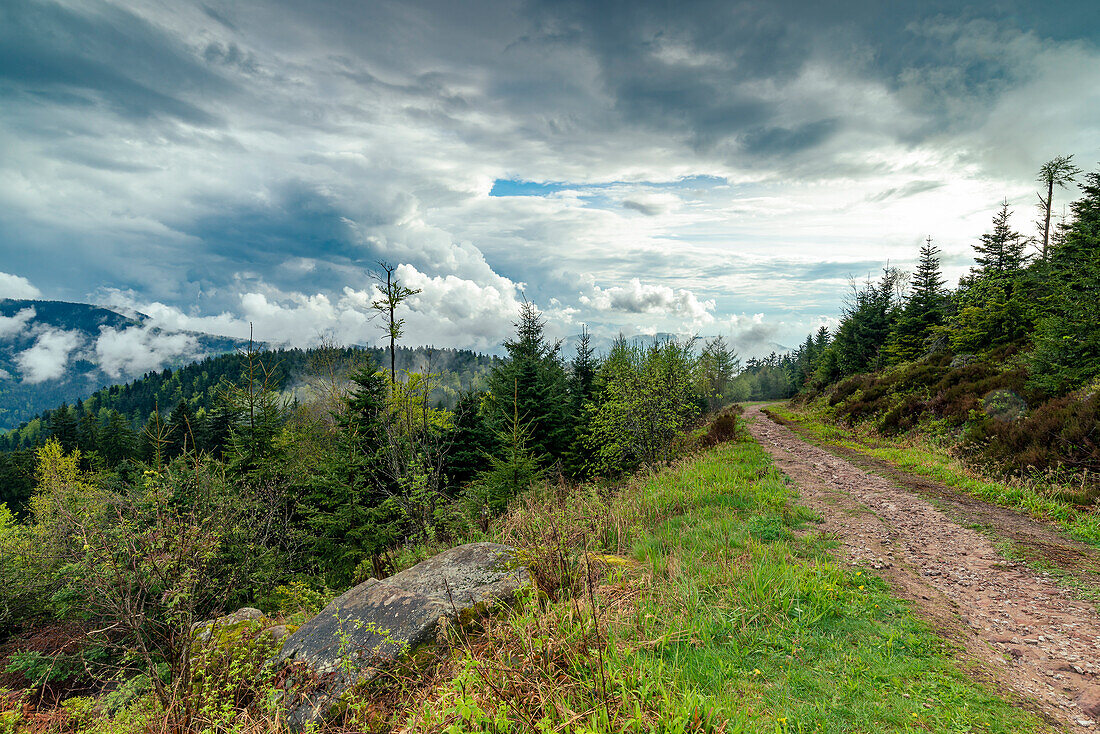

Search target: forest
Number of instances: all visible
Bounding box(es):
[782,157,1100,485]
[0,286,751,723]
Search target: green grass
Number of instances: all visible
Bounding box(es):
[407,437,1051,733]
[769,402,1100,548]
[622,441,1044,733]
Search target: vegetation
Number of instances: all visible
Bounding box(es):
[780,158,1100,489]
[0,293,763,730]
[0,409,1048,733]
[3,156,1097,733]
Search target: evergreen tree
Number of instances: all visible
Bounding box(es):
[442,391,494,489]
[301,364,403,583]
[100,410,136,466]
[831,267,905,376]
[47,404,79,453]
[952,205,1032,352]
[1029,169,1100,392]
[1036,155,1082,260]
[886,238,948,362]
[164,400,196,459]
[973,201,1027,276]
[698,336,739,411]
[486,301,570,466]
[466,387,544,521]
[77,411,101,457]
[568,325,598,409]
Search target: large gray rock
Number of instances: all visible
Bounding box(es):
[275,542,528,729]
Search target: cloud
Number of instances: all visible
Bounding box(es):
[98,264,525,353]
[16,328,82,383]
[582,279,715,323]
[0,307,35,338]
[94,325,201,379]
[0,272,42,300]
[0,0,1098,356]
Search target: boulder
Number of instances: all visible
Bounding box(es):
[191,607,265,642]
[275,542,529,730]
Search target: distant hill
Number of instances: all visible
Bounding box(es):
[0,342,498,453]
[557,331,791,362]
[0,299,248,430]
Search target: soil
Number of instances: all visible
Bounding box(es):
[747,405,1100,733]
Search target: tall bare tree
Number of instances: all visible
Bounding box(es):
[1036,154,1082,260]
[370,261,422,383]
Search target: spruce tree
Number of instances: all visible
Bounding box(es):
[973,201,1026,276]
[886,238,948,362]
[164,400,196,459]
[486,301,570,466]
[1029,169,1100,392]
[47,404,79,453]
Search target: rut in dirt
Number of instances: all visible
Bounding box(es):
[745,405,1100,733]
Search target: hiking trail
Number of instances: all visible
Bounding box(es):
[747,405,1100,732]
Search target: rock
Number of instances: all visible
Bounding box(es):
[262,624,292,643]
[275,542,529,730]
[1078,687,1100,718]
[191,607,266,642]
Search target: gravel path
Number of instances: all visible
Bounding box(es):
[747,405,1100,732]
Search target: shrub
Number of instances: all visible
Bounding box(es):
[701,404,745,447]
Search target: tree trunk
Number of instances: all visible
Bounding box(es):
[1042,177,1054,260]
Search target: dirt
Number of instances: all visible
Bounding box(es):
[747,405,1100,733]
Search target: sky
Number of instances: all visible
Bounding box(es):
[2,0,1099,361]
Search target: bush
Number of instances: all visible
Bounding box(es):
[701,404,745,447]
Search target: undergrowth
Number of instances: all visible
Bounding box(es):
[2,418,1050,732]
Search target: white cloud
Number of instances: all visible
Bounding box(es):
[98,265,525,353]
[0,272,41,300]
[0,307,35,338]
[16,329,82,383]
[94,325,201,379]
[581,279,716,323]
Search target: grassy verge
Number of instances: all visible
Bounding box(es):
[769,402,1100,548]
[394,437,1049,733]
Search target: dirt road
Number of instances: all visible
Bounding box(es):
[747,405,1100,732]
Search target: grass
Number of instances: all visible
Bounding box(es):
[8,428,1053,733]
[395,435,1050,733]
[769,402,1100,548]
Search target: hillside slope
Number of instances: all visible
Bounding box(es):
[0,299,246,430]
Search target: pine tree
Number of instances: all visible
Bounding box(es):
[1029,169,1100,392]
[973,201,1026,276]
[886,238,948,362]
[486,301,570,466]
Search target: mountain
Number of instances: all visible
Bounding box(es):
[0,299,247,430]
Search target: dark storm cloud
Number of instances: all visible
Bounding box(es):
[176,181,377,275]
[0,0,233,127]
